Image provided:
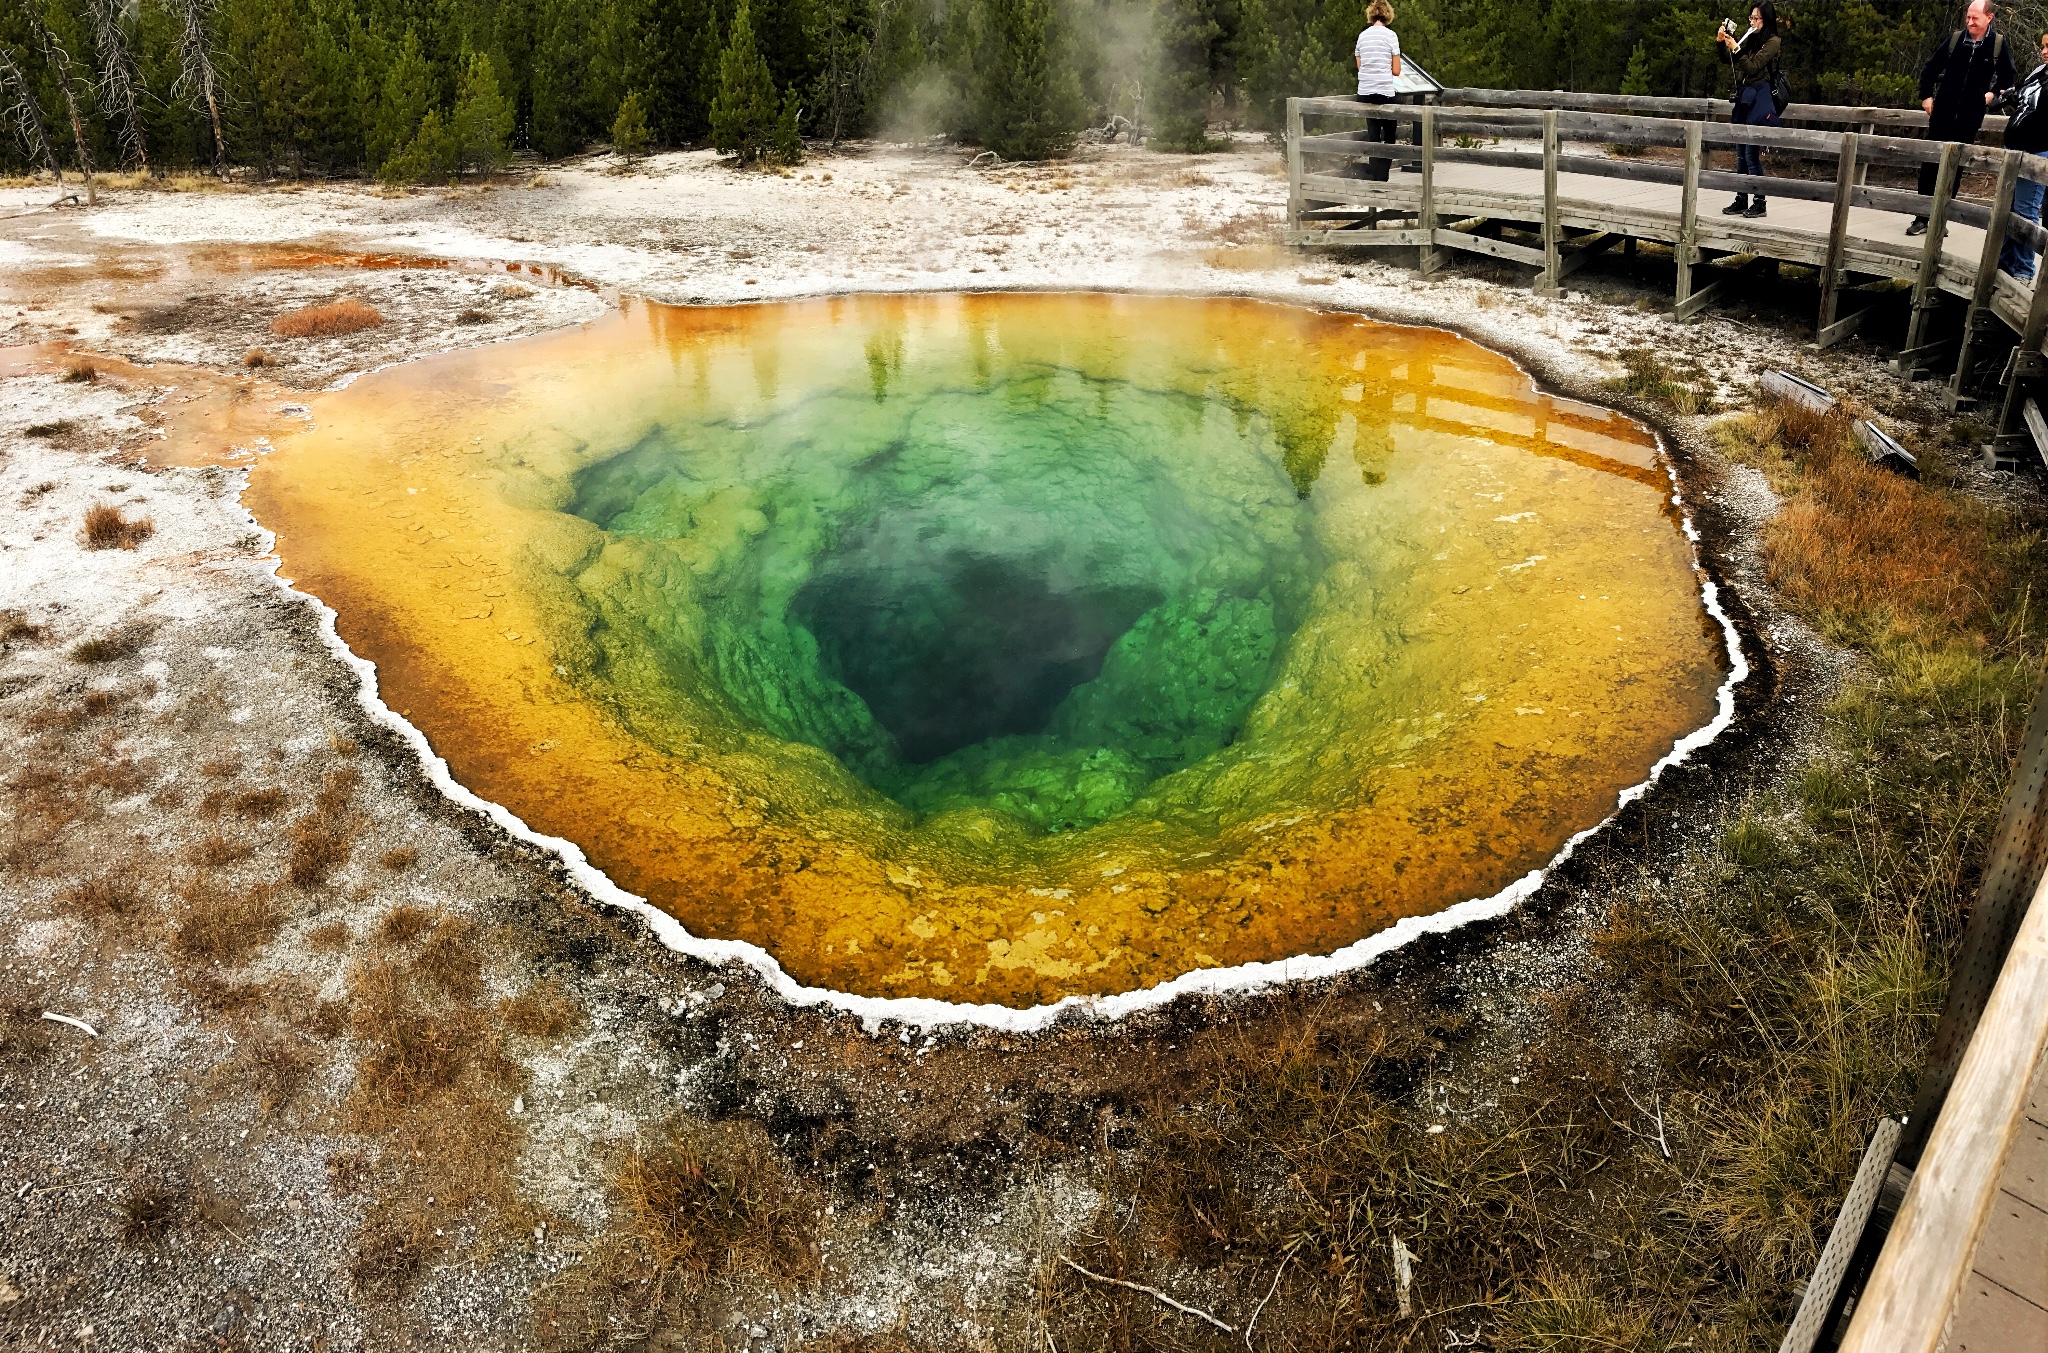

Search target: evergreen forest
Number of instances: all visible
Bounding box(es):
[0,1,2020,178]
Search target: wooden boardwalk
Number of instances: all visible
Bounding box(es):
[1288,89,2048,1353]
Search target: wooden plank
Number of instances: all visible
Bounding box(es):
[1417,105,1442,276]
[2024,266,2048,351]
[1555,231,1619,281]
[1431,228,1548,268]
[1677,121,1702,311]
[1538,109,1561,295]
[2025,398,2048,466]
[1778,1118,1905,1353]
[1817,132,1860,339]
[1815,302,1875,349]
[1298,173,1422,206]
[1288,228,1433,248]
[1950,151,2021,410]
[1838,862,2048,1353]
[1700,122,1847,155]
[1286,98,1305,232]
[1697,167,1838,205]
[1298,133,1424,160]
[1904,141,1963,359]
[2011,214,2048,255]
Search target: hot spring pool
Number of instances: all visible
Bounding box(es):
[249,293,1729,1010]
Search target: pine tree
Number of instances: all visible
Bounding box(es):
[379,107,457,182]
[1620,39,1652,97]
[368,28,434,173]
[1151,0,1225,152]
[966,0,1083,160]
[450,48,514,169]
[611,88,652,157]
[710,0,783,163]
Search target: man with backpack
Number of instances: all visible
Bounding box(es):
[1912,0,2017,235]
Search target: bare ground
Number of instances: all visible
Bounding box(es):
[0,139,2008,1350]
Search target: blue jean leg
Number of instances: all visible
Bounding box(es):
[1737,142,1763,179]
[2003,171,2046,279]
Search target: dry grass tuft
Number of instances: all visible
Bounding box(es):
[201,757,241,779]
[69,625,148,663]
[24,420,73,437]
[174,879,283,967]
[270,299,385,339]
[1606,346,1713,414]
[1,609,51,646]
[229,787,286,819]
[379,845,418,872]
[536,1120,822,1347]
[499,979,582,1038]
[192,833,254,866]
[378,904,434,946]
[120,1187,187,1243]
[309,920,352,951]
[64,871,147,919]
[287,812,356,887]
[455,307,489,325]
[62,357,98,383]
[80,502,154,551]
[241,1035,316,1113]
[417,916,483,999]
[243,347,278,368]
[1734,399,2006,641]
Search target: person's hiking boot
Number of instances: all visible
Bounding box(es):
[1744,196,1767,218]
[1907,217,1929,236]
[1723,194,1749,215]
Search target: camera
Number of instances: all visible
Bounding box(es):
[1719,16,1742,38]
[1997,84,2023,114]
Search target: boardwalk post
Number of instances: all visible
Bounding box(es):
[1901,140,1962,362]
[1417,105,1440,276]
[1814,131,1860,347]
[1675,121,1702,312]
[1536,109,1561,295]
[1949,150,2021,409]
[1286,97,1305,237]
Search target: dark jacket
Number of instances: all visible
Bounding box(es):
[1920,28,2018,136]
[2007,63,2048,153]
[1732,30,1781,126]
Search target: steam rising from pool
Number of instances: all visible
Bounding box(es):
[249,293,1726,1008]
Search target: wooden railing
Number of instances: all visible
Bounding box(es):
[1285,92,2048,431]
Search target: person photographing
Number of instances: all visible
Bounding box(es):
[1912,0,2016,235]
[1715,4,1782,218]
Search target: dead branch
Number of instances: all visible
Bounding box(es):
[0,44,65,201]
[84,0,150,175]
[1242,1247,1293,1348]
[14,0,98,204]
[1623,1086,1672,1160]
[1057,1255,1237,1334]
[169,0,229,177]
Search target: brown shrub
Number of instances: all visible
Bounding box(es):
[243,347,277,368]
[379,904,434,946]
[326,1150,370,1197]
[201,758,241,778]
[80,502,154,550]
[62,357,97,383]
[379,845,418,872]
[500,979,583,1039]
[455,307,488,325]
[270,299,385,339]
[174,880,283,967]
[24,420,73,437]
[80,756,147,795]
[70,624,149,664]
[0,1002,56,1066]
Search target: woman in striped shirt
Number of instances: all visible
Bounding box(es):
[1354,0,1403,181]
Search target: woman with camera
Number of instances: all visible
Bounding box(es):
[1715,3,1782,218]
